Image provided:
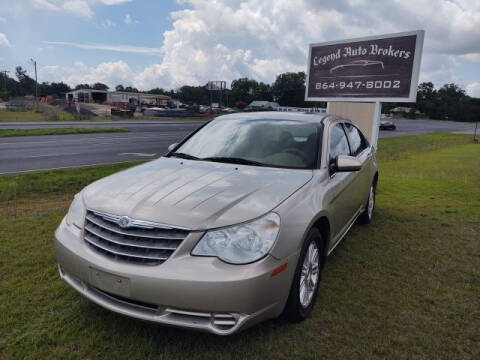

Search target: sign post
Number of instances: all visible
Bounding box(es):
[305,30,424,146]
[207,81,227,109]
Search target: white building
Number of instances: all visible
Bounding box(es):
[66,89,170,106]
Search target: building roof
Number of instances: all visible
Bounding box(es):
[112,91,170,99]
[66,89,170,99]
[67,89,107,94]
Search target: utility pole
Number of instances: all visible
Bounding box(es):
[30,58,38,109]
[474,119,478,143]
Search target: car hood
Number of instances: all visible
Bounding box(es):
[82,157,312,230]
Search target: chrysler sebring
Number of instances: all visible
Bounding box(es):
[54,112,378,335]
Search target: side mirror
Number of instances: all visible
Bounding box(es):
[335,155,362,172]
[168,143,178,152]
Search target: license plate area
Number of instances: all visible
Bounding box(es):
[88,267,131,297]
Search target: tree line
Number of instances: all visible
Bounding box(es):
[0,66,478,121]
[383,82,479,122]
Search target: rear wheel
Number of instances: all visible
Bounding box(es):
[359,183,375,224]
[283,228,324,322]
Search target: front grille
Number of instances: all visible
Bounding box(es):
[84,210,189,265]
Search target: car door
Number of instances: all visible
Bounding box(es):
[325,122,359,246]
[343,123,372,214]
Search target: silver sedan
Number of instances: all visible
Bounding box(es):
[54,112,378,335]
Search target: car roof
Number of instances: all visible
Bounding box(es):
[214,111,334,124]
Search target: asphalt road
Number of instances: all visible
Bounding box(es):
[378,118,475,137]
[0,120,205,174]
[0,118,475,174]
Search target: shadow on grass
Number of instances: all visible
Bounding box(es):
[65,296,308,358]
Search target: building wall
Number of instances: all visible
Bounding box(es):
[106,92,170,105]
[67,91,171,105]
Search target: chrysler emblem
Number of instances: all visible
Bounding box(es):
[118,216,131,228]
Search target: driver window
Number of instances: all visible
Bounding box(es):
[344,123,367,156]
[329,124,350,167]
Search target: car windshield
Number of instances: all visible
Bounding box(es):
[171,118,319,169]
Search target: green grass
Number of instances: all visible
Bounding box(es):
[0,109,80,122]
[0,133,479,359]
[0,109,210,123]
[0,127,127,138]
[0,161,141,201]
[93,115,209,122]
[377,132,472,162]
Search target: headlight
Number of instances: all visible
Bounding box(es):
[65,193,86,229]
[192,212,280,264]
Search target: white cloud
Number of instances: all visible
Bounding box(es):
[466,82,480,98]
[101,0,131,4]
[39,0,480,91]
[0,33,11,47]
[0,16,7,22]
[39,60,135,88]
[124,0,480,90]
[74,60,86,67]
[31,0,60,11]
[419,54,461,87]
[62,0,93,18]
[44,41,162,55]
[101,18,116,28]
[124,13,138,25]
[460,53,480,62]
[30,0,133,18]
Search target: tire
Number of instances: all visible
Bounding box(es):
[358,182,376,224]
[283,228,324,322]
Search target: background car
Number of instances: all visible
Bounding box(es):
[380,120,396,130]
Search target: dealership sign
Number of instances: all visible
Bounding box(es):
[305,30,424,102]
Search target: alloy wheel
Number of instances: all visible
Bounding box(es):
[368,185,375,220]
[299,241,320,308]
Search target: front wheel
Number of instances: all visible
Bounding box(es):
[358,183,375,224]
[283,228,324,322]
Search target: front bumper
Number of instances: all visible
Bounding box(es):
[54,217,297,335]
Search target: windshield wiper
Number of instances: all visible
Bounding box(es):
[170,152,199,160]
[201,156,268,167]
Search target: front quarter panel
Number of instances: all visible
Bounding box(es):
[270,168,331,261]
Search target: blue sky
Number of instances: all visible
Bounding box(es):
[1,1,179,75]
[0,0,479,96]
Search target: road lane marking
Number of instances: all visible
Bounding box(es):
[119,153,157,157]
[27,152,83,158]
